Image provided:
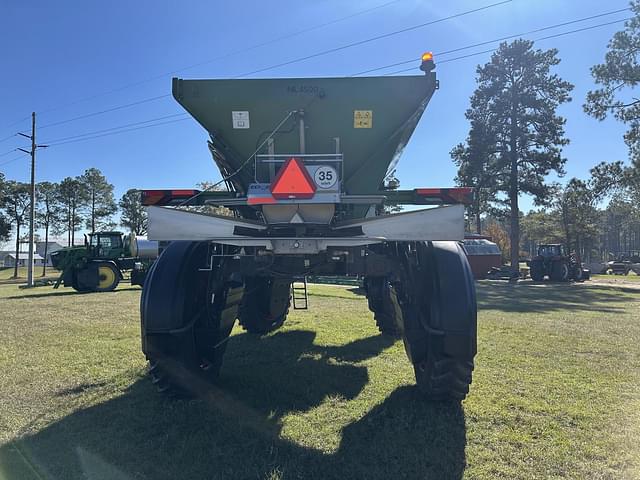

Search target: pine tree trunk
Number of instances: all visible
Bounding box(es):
[91,191,96,234]
[509,140,519,273]
[509,188,519,273]
[509,92,519,275]
[71,204,76,246]
[42,222,49,277]
[13,222,20,279]
[67,204,71,247]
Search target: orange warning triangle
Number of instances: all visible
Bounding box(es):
[270,157,316,199]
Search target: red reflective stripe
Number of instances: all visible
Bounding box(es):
[415,188,441,196]
[415,187,473,196]
[170,189,199,196]
[141,189,200,206]
[449,188,473,203]
[247,197,277,205]
[141,191,165,205]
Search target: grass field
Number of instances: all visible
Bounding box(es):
[0,267,58,282]
[0,281,639,480]
[592,272,640,282]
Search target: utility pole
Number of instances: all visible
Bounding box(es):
[17,112,47,288]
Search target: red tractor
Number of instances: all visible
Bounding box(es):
[529,244,586,282]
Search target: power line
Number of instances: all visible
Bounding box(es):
[5,3,626,156]
[235,0,513,78]
[2,16,628,157]
[41,113,188,144]
[35,94,170,131]
[8,0,511,140]
[25,0,405,120]
[1,115,30,131]
[0,149,17,158]
[0,133,17,144]
[352,6,631,76]
[23,13,631,152]
[383,16,631,75]
[0,155,25,168]
[46,117,191,147]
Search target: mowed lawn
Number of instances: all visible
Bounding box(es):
[0,281,639,480]
[0,267,58,282]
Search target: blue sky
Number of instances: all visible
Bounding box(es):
[0,0,633,215]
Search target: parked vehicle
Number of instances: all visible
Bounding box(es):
[529,244,588,282]
[50,231,158,292]
[139,54,478,401]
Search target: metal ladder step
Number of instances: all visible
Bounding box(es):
[291,276,308,310]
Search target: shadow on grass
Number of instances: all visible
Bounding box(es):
[1,330,467,480]
[3,287,140,300]
[477,280,635,314]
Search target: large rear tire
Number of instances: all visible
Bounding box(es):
[364,276,402,337]
[529,261,545,282]
[141,241,243,397]
[396,241,477,401]
[71,272,92,293]
[551,261,570,282]
[238,276,292,334]
[572,264,584,282]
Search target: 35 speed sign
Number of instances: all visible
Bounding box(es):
[313,166,338,189]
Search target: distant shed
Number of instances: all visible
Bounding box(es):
[463,236,502,279]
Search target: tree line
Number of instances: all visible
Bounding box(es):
[0,168,147,277]
[452,3,640,268]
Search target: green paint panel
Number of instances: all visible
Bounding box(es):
[172,74,437,195]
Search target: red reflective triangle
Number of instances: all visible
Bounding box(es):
[270,157,316,199]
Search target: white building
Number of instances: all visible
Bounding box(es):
[36,241,64,266]
[2,252,45,267]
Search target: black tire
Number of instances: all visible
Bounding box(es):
[573,264,584,282]
[551,261,570,282]
[364,276,402,337]
[71,274,91,293]
[238,277,291,334]
[141,241,243,397]
[397,241,477,401]
[529,261,545,282]
[70,267,95,293]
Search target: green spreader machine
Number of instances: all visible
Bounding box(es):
[140,53,477,401]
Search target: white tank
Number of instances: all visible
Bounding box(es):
[127,233,159,259]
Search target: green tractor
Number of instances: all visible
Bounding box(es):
[50,231,158,292]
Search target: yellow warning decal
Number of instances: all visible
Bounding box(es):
[354,110,373,128]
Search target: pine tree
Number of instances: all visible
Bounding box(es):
[1,181,31,278]
[0,173,10,241]
[464,40,573,270]
[451,106,498,234]
[119,189,147,235]
[59,177,88,246]
[36,181,62,276]
[585,1,640,169]
[81,168,117,233]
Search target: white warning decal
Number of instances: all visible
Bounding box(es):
[232,111,250,129]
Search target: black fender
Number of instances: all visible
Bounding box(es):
[424,241,477,358]
[141,241,208,334]
[400,241,477,363]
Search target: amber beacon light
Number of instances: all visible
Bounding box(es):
[420,51,435,72]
